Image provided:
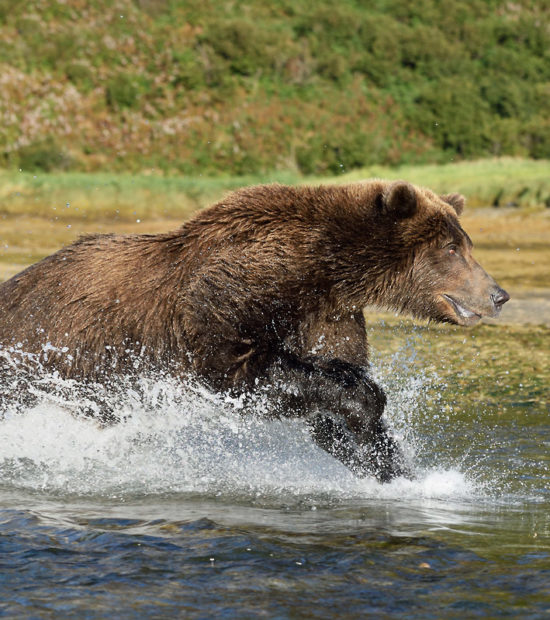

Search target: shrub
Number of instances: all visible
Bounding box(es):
[16,137,73,172]
[523,117,550,159]
[171,49,205,90]
[201,19,274,76]
[106,73,148,109]
[65,61,95,93]
[1,0,550,175]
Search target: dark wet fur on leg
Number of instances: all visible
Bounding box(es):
[308,414,411,483]
[265,354,410,482]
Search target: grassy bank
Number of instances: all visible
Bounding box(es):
[0,169,303,221]
[1,159,549,289]
[1,158,550,221]
[341,158,550,209]
[368,319,549,412]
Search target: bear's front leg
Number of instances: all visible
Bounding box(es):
[267,355,410,482]
[308,413,408,483]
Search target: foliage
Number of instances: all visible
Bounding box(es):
[14,137,73,172]
[0,0,549,175]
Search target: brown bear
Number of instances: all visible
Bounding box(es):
[0,180,509,481]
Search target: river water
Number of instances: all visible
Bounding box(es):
[0,341,549,618]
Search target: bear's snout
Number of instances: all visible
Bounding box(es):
[491,287,510,310]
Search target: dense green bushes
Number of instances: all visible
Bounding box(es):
[15,137,73,173]
[0,0,549,174]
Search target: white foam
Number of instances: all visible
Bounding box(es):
[0,360,482,504]
[0,333,495,507]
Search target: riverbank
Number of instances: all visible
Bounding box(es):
[1,159,550,220]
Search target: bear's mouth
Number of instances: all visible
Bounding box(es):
[442,294,482,325]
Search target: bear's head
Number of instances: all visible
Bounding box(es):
[374,180,509,326]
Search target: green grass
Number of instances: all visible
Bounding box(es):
[0,169,302,221]
[368,319,549,410]
[1,158,550,224]
[340,158,550,209]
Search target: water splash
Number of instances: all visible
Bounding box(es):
[0,347,478,503]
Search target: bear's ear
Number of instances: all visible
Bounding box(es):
[380,181,417,220]
[441,193,465,216]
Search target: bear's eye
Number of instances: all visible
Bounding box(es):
[447,244,458,256]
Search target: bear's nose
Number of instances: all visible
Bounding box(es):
[491,287,510,307]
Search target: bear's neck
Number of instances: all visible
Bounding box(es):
[320,218,415,315]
